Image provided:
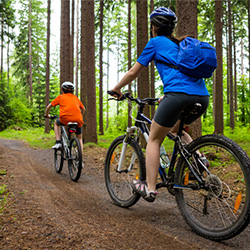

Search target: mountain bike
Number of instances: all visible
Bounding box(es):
[105,91,250,241]
[46,115,82,182]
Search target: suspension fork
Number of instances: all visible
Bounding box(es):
[117,126,138,172]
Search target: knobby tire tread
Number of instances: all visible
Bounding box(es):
[174,134,250,241]
[104,135,146,208]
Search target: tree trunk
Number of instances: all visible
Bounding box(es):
[248,0,250,122]
[136,0,149,117]
[150,0,155,120]
[60,0,71,86]
[99,0,104,135]
[81,0,97,143]
[75,0,79,97]
[29,0,33,102]
[214,0,224,135]
[106,21,110,130]
[45,0,51,133]
[176,0,201,139]
[136,0,149,148]
[127,0,132,128]
[70,0,74,83]
[233,19,237,117]
[7,26,9,86]
[1,21,3,79]
[228,0,235,129]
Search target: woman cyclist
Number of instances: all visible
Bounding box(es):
[109,7,209,202]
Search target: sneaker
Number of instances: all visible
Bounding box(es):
[131,180,158,202]
[52,143,62,149]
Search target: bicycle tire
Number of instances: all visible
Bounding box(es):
[105,135,146,208]
[174,134,250,241]
[54,148,64,173]
[68,137,82,182]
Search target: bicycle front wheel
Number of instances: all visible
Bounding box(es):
[105,135,146,208]
[54,148,64,173]
[175,134,250,241]
[68,137,82,182]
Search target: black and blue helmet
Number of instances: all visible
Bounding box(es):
[150,7,177,19]
[150,7,177,32]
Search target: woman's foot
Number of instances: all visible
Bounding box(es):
[131,180,158,202]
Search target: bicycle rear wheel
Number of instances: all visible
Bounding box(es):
[105,135,146,208]
[175,134,250,241]
[68,137,82,182]
[54,148,64,173]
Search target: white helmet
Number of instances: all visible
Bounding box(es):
[61,81,74,90]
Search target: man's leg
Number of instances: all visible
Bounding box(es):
[76,134,83,152]
[54,120,61,140]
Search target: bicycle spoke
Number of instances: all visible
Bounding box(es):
[105,135,146,208]
[175,135,250,240]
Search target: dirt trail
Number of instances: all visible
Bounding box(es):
[0,138,249,249]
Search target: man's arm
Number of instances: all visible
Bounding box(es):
[81,106,86,115]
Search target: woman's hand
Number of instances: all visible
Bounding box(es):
[157,96,164,104]
[110,88,123,99]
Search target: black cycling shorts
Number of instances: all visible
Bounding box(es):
[153,92,209,128]
[56,118,82,135]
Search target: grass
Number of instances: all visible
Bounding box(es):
[0,125,249,156]
[0,127,56,149]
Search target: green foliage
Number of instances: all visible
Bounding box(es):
[0,183,9,216]
[0,127,56,149]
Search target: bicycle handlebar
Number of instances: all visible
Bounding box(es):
[107,90,159,106]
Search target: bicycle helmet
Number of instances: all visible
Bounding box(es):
[150,7,177,36]
[61,81,75,90]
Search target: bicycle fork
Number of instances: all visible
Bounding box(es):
[117,126,138,172]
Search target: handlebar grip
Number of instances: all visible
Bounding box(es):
[107,90,125,100]
[107,90,120,96]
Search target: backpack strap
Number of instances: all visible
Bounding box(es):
[156,60,179,70]
[156,36,180,70]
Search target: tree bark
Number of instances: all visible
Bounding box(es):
[60,0,71,86]
[81,0,97,143]
[214,0,224,135]
[70,0,74,83]
[127,0,132,127]
[75,0,79,97]
[248,0,250,120]
[45,0,51,133]
[28,0,33,102]
[228,0,235,129]
[99,0,104,135]
[1,21,3,79]
[233,18,237,117]
[176,0,201,139]
[136,0,149,117]
[150,0,155,120]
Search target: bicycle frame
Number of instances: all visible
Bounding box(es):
[61,126,70,159]
[116,95,208,190]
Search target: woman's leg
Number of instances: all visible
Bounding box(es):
[169,121,193,145]
[146,120,171,192]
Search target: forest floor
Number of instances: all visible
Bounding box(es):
[0,138,250,249]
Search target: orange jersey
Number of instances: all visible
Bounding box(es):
[51,93,84,127]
